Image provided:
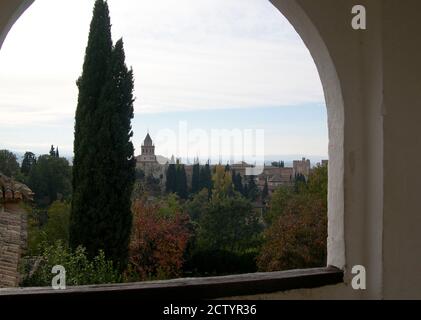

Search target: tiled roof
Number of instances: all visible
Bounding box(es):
[0,173,34,202]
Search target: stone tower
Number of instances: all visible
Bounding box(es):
[293,157,311,178]
[139,133,157,163]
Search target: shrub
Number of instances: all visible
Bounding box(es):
[26,201,70,255]
[21,241,121,287]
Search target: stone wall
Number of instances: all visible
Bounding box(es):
[0,174,32,288]
[0,204,27,287]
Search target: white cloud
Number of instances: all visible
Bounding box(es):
[0,0,325,156]
[0,0,323,122]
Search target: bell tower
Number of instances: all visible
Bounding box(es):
[140,133,156,162]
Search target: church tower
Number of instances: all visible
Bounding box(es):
[139,133,157,163]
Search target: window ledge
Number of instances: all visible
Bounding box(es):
[0,266,343,300]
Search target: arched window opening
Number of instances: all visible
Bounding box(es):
[0,0,344,293]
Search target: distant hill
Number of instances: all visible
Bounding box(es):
[156,155,170,164]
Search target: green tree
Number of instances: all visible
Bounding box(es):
[185,188,209,221]
[28,155,72,207]
[262,178,269,201]
[70,0,135,268]
[0,149,19,177]
[176,165,188,199]
[198,195,261,253]
[294,173,307,192]
[232,171,243,195]
[264,185,293,225]
[43,201,71,247]
[158,193,183,218]
[191,163,200,194]
[21,152,37,176]
[245,176,259,202]
[199,162,212,192]
[49,145,56,157]
[197,167,261,253]
[212,165,233,199]
[165,164,177,193]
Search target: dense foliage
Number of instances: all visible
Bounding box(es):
[184,166,262,275]
[21,241,121,287]
[21,152,37,176]
[27,201,71,255]
[27,155,72,207]
[257,165,328,271]
[0,149,20,177]
[128,198,191,280]
[165,164,188,199]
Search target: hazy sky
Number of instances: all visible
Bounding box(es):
[0,0,327,162]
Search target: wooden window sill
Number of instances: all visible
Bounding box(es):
[0,266,343,301]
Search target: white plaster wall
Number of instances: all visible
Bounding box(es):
[271,0,383,299]
[382,0,421,299]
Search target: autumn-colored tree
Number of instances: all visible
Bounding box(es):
[128,199,191,280]
[211,165,233,199]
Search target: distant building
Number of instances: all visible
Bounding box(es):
[138,133,157,164]
[293,157,311,178]
[135,134,323,195]
[136,133,165,179]
[263,167,294,191]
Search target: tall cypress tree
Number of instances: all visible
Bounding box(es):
[177,165,188,199]
[262,178,269,201]
[232,170,244,195]
[246,176,259,201]
[166,163,177,193]
[199,162,212,191]
[191,163,200,194]
[95,38,135,265]
[49,145,56,157]
[70,0,135,267]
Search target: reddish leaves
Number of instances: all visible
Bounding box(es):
[128,199,191,280]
